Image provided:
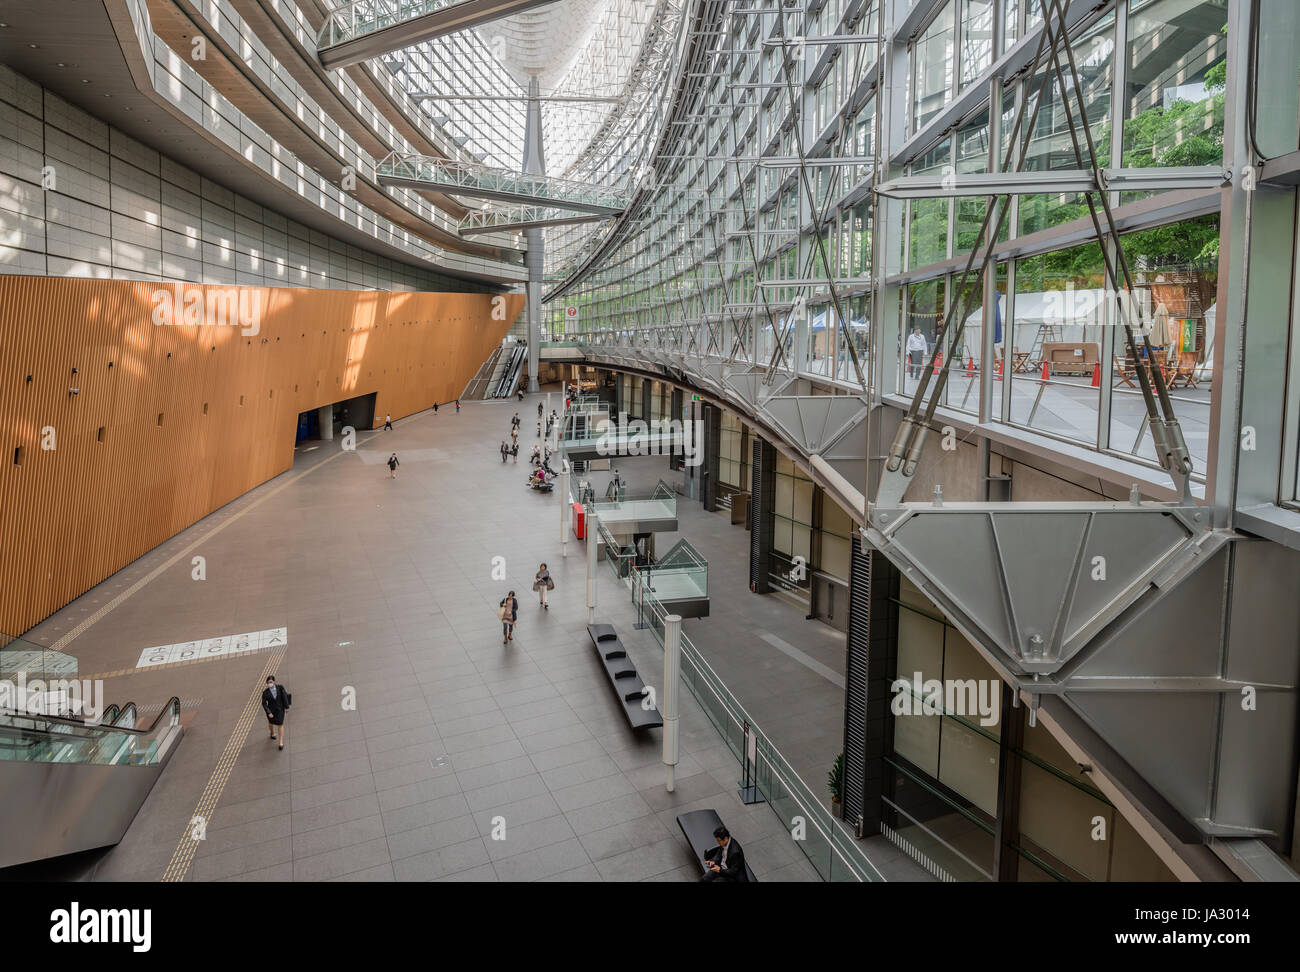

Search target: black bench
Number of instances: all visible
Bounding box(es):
[586,624,663,731]
[676,809,758,882]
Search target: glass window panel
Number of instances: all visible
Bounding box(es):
[1008,242,1105,445]
[1109,214,1219,469]
[821,533,851,580]
[1002,0,1020,54]
[1122,0,1228,185]
[774,471,795,517]
[941,628,1001,735]
[884,761,995,880]
[1018,15,1115,237]
[945,274,983,414]
[897,605,945,685]
[792,522,812,562]
[912,1,956,133]
[793,477,814,521]
[937,717,1000,816]
[772,515,794,554]
[909,138,952,268]
[1254,0,1300,160]
[1017,761,1113,882]
[902,278,946,395]
[959,0,995,88]
[1109,810,1177,881]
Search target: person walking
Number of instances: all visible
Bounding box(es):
[537,401,544,419]
[498,591,518,644]
[906,327,928,380]
[511,441,519,464]
[512,412,521,430]
[383,413,393,431]
[433,401,439,414]
[532,563,553,610]
[387,453,400,479]
[511,427,519,446]
[455,399,461,413]
[261,675,291,751]
[500,440,509,463]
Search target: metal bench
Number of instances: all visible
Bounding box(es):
[676,809,758,882]
[586,624,663,731]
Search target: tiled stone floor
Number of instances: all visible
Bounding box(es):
[9,389,880,882]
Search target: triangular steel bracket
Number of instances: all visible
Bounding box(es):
[762,395,868,456]
[864,501,1219,676]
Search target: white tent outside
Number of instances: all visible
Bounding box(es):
[1201,302,1216,377]
[963,288,1107,358]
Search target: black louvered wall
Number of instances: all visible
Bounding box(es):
[702,404,721,511]
[748,438,774,593]
[842,534,871,824]
[841,538,900,833]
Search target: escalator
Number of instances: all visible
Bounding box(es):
[0,697,184,868]
[492,343,527,398]
[461,344,505,401]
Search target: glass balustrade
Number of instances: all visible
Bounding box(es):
[632,592,881,882]
[0,698,181,767]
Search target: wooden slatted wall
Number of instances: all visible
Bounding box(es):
[0,275,524,635]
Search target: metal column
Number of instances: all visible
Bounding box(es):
[663,613,682,792]
[522,75,544,394]
[586,509,599,624]
[560,462,569,558]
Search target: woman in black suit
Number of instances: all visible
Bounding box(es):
[261,675,291,751]
[499,591,518,644]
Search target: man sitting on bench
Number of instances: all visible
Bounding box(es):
[701,825,748,882]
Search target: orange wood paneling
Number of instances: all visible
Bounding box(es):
[0,276,523,636]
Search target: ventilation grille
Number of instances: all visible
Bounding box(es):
[842,534,870,824]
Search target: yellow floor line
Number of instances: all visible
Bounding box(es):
[161,650,285,882]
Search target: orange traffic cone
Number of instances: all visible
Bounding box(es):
[933,350,943,375]
[964,356,975,376]
[995,358,1003,380]
[1040,360,1050,381]
[1090,361,1101,388]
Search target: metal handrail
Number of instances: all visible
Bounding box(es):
[0,696,181,737]
[633,586,881,881]
[378,153,631,211]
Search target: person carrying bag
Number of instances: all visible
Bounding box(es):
[498,591,518,644]
[532,563,554,609]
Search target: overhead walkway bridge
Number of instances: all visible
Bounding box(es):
[377,154,629,216]
[317,0,564,70]
[459,206,616,238]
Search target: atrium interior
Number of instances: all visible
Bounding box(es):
[2,0,1300,897]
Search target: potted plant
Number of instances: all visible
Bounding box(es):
[828,752,844,814]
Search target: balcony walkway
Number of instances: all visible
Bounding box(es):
[317,0,563,70]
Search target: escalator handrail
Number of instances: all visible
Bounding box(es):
[0,696,181,737]
[495,344,523,397]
